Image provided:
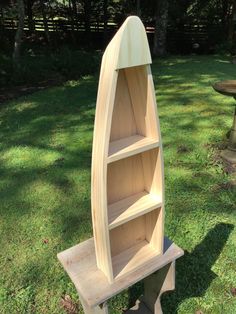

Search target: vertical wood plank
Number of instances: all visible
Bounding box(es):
[80,296,109,314]
[143,262,175,314]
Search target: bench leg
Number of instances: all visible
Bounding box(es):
[143,262,175,314]
[80,295,109,314]
[80,262,175,314]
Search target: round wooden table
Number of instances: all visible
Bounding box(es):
[212,80,236,163]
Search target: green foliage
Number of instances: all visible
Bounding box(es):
[51,47,100,77]
[0,55,236,313]
[0,47,100,88]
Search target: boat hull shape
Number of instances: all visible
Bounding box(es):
[91,16,165,283]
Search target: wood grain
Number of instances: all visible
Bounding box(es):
[110,69,137,141]
[108,191,162,229]
[108,135,159,163]
[107,154,145,204]
[112,240,157,279]
[91,16,165,282]
[109,208,163,279]
[213,80,236,97]
[57,237,184,308]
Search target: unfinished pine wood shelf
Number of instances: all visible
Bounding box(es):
[108,191,162,229]
[108,135,159,163]
[91,16,165,283]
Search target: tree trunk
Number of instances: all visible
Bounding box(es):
[69,0,76,43]
[153,0,169,57]
[136,0,141,17]
[27,0,34,33]
[222,0,230,32]
[103,0,108,46]
[84,0,91,38]
[40,0,50,43]
[228,0,236,55]
[13,0,25,64]
[0,7,4,32]
[71,0,77,30]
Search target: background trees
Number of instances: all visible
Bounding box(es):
[0,0,236,87]
[12,0,25,63]
[153,0,169,56]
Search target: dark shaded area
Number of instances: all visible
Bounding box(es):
[125,224,233,313]
[0,48,101,92]
[162,223,234,313]
[1,0,236,95]
[0,18,226,55]
[0,77,65,104]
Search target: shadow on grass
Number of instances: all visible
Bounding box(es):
[162,222,234,313]
[0,76,97,251]
[125,223,233,314]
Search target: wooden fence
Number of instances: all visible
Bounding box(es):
[0,17,222,53]
[0,17,119,32]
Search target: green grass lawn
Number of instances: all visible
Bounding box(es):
[0,55,235,314]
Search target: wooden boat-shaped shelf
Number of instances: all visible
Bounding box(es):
[91,16,164,283]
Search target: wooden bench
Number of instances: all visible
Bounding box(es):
[58,237,184,314]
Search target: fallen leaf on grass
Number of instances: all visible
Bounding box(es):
[231,287,236,297]
[195,310,204,314]
[222,160,236,175]
[42,239,49,244]
[177,144,190,153]
[60,295,78,314]
[211,181,236,192]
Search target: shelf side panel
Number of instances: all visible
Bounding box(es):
[125,65,159,140]
[146,207,163,251]
[147,65,165,254]
[110,70,137,142]
[141,148,162,196]
[91,53,119,282]
[141,148,164,253]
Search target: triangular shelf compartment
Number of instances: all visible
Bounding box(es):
[108,65,160,163]
[91,16,165,283]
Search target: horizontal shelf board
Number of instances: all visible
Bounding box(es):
[108,135,159,163]
[108,191,162,230]
[112,240,160,279]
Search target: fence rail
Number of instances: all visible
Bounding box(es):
[0,17,211,37]
[1,17,222,53]
[0,17,212,31]
[0,17,119,32]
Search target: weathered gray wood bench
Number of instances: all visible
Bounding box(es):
[57,237,184,314]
